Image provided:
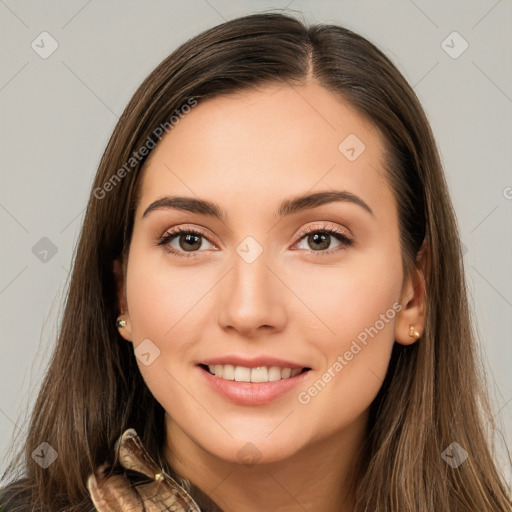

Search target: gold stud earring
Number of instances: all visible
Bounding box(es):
[116,317,127,328]
[409,324,420,339]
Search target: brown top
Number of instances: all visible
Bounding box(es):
[87,428,213,512]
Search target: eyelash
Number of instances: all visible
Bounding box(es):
[157,223,354,259]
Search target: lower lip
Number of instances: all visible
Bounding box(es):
[199,366,311,406]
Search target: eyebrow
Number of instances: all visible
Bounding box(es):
[141,190,374,221]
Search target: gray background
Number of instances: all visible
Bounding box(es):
[1,0,511,484]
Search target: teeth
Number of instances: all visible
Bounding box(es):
[206,364,305,382]
[222,364,235,380]
[281,368,291,379]
[234,366,251,382]
[268,367,281,381]
[250,367,268,383]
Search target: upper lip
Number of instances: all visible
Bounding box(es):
[198,355,310,370]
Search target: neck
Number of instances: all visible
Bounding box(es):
[164,412,368,512]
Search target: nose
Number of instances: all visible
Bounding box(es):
[217,249,288,339]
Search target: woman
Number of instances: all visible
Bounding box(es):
[1,11,510,512]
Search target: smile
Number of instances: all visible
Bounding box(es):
[198,362,312,405]
[203,364,308,382]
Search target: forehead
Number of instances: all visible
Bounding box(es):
[136,81,392,219]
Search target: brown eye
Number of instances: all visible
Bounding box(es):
[177,233,203,252]
[158,227,215,258]
[294,225,354,256]
[305,232,332,251]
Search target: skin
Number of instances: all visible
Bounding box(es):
[115,81,426,512]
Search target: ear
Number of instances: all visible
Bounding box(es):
[395,240,428,346]
[113,258,133,342]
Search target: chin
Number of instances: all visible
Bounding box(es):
[191,423,310,466]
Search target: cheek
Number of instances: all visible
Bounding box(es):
[291,249,402,420]
[124,249,210,417]
[124,246,219,401]
[290,246,402,346]
[125,243,209,342]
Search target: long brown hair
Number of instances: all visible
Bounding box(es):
[1,11,510,511]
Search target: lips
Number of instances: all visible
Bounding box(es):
[199,355,307,369]
[197,356,312,405]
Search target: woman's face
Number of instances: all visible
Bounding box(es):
[118,81,421,464]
